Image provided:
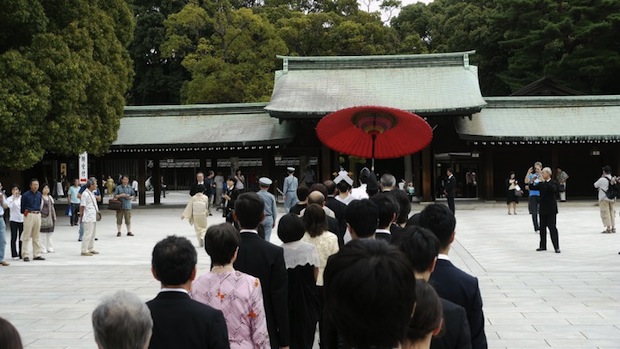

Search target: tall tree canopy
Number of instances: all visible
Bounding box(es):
[0,0,133,170]
[162,0,288,103]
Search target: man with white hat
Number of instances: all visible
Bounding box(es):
[283,167,299,213]
[334,170,354,205]
[257,177,278,242]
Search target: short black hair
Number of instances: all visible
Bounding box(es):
[393,226,440,274]
[370,193,399,228]
[406,281,443,343]
[0,316,23,349]
[345,199,378,238]
[227,175,236,182]
[303,204,327,237]
[205,224,240,265]
[152,235,197,286]
[195,184,205,193]
[336,180,351,193]
[296,187,310,201]
[387,189,411,225]
[406,213,421,227]
[278,213,306,243]
[418,204,456,249]
[324,239,416,348]
[603,165,612,174]
[234,192,264,229]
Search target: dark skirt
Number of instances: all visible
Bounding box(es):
[287,264,320,349]
[507,189,519,204]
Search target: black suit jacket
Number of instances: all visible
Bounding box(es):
[429,259,487,349]
[146,291,229,349]
[326,196,347,236]
[327,215,344,247]
[233,232,289,349]
[431,298,472,349]
[531,180,558,215]
[445,175,456,198]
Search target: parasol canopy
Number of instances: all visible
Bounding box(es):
[316,106,433,170]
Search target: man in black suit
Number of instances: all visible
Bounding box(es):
[147,236,229,349]
[344,199,379,240]
[531,167,561,253]
[393,225,472,349]
[370,193,399,243]
[444,168,456,214]
[233,192,290,349]
[419,204,487,349]
[323,180,347,237]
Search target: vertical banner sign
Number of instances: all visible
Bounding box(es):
[79,152,88,184]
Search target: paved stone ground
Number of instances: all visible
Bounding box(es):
[1,192,619,348]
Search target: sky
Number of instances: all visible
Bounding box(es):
[360,0,434,22]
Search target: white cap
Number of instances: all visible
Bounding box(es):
[287,167,295,172]
[259,177,272,186]
[334,170,353,185]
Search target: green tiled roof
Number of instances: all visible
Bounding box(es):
[266,51,486,117]
[456,96,620,141]
[113,103,295,148]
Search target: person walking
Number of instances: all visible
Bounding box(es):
[39,184,57,253]
[506,172,519,215]
[67,179,81,226]
[191,223,271,349]
[0,183,9,266]
[256,177,277,242]
[283,167,299,213]
[214,172,224,208]
[6,185,23,260]
[235,169,245,190]
[79,178,100,256]
[556,168,569,202]
[594,165,616,234]
[113,175,136,237]
[20,178,45,262]
[444,168,456,214]
[105,176,115,197]
[181,184,209,247]
[532,167,561,253]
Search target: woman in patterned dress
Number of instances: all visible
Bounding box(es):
[191,223,270,349]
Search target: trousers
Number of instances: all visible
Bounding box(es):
[21,213,42,259]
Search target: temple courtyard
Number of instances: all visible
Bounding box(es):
[1,191,619,348]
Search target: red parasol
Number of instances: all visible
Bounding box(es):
[316,106,433,171]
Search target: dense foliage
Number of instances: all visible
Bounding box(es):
[3,0,620,168]
[0,0,133,170]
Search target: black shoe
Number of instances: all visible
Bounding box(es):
[536,248,546,251]
[33,256,46,261]
[78,238,82,242]
[555,249,561,253]
[23,257,30,262]
[95,238,98,241]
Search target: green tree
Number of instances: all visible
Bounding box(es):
[162,1,289,103]
[128,0,190,105]
[0,0,133,170]
[497,0,620,94]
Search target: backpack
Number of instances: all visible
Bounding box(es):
[604,177,618,200]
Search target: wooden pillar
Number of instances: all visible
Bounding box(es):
[483,148,494,200]
[422,146,432,202]
[321,145,331,183]
[413,152,422,200]
[551,145,559,170]
[200,158,207,172]
[404,155,413,184]
[153,157,161,205]
[138,159,146,206]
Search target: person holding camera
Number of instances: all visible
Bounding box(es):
[594,165,616,234]
[524,162,543,233]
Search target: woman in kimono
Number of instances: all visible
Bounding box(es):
[181,184,209,247]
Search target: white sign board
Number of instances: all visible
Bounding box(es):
[79,152,88,184]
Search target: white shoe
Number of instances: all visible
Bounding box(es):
[48,249,55,253]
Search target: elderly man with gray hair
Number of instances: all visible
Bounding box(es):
[79,178,100,256]
[379,173,396,191]
[92,290,153,349]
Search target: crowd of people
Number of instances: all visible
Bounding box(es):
[2,163,619,348]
